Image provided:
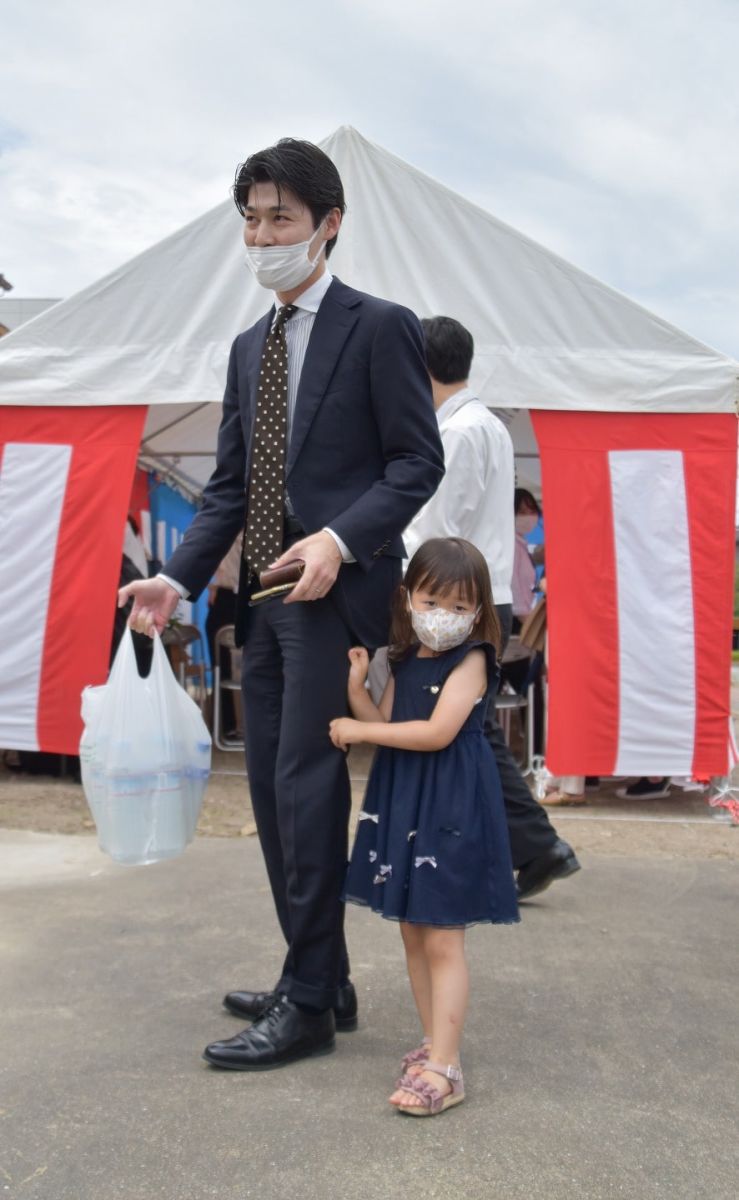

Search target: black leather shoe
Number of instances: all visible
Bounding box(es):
[223,981,358,1032]
[222,989,275,1020]
[516,839,581,901]
[203,996,335,1070]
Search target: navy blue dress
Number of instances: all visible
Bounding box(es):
[344,641,519,927]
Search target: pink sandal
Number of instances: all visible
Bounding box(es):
[396,1061,465,1117]
[400,1037,431,1073]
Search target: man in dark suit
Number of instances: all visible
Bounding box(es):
[119,139,444,1070]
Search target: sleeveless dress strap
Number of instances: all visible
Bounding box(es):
[437,640,499,692]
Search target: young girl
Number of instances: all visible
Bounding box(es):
[329,537,518,1117]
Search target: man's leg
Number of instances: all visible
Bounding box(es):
[491,604,559,866]
[203,594,354,1070]
[492,604,580,896]
[484,708,562,868]
[240,602,293,950]
[268,593,353,1009]
[240,598,352,994]
[222,596,354,1030]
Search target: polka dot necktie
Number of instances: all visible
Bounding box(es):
[243,303,296,577]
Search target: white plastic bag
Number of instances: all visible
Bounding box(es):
[80,628,212,865]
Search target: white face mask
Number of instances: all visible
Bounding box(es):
[410,604,479,653]
[244,223,326,291]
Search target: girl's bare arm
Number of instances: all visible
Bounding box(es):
[348,682,385,722]
[330,651,486,752]
[346,647,394,723]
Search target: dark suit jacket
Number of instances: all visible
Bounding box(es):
[164,277,444,648]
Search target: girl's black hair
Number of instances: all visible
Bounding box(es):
[388,537,501,660]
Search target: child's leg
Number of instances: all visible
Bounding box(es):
[390,925,468,1107]
[400,921,432,1037]
[423,926,468,1068]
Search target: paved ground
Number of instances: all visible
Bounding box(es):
[1,828,737,1200]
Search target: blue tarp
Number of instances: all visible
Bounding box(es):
[148,475,211,675]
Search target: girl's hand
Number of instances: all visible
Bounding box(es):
[347,646,370,689]
[329,717,364,750]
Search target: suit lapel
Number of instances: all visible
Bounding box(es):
[243,310,273,440]
[286,283,360,475]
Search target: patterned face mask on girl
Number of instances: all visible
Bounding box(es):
[409,604,479,653]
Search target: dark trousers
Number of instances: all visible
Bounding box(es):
[240,586,353,1010]
[487,603,558,870]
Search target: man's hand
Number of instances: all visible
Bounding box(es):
[117,577,181,638]
[329,717,366,750]
[269,531,342,604]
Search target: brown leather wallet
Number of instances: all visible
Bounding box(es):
[249,559,305,606]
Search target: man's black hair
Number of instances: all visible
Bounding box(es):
[233,138,345,258]
[421,316,474,384]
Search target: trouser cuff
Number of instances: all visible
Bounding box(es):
[277,974,338,1010]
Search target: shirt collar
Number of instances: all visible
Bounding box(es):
[272,266,333,316]
[435,384,476,426]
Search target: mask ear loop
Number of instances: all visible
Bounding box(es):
[308,217,328,266]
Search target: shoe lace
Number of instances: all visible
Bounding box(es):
[259,995,288,1026]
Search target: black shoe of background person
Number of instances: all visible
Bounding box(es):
[203,995,335,1070]
[615,776,671,800]
[516,839,581,902]
[223,980,358,1031]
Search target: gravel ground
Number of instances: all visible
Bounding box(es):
[1,743,737,862]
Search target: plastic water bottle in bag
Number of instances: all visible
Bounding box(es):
[80,628,212,864]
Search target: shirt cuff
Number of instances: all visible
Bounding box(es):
[157,572,190,600]
[322,527,356,564]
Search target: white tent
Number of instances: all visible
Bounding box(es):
[2,125,736,499]
[1,126,737,775]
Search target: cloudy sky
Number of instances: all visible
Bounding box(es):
[2,0,737,357]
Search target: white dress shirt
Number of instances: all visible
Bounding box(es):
[273,267,333,444]
[403,385,514,606]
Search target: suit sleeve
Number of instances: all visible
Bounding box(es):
[161,338,248,599]
[328,306,445,571]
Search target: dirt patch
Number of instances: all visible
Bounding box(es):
[2,746,737,862]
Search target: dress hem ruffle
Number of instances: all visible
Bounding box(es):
[344,892,520,929]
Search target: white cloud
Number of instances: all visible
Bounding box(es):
[1,0,737,356]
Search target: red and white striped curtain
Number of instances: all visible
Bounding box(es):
[532,411,737,778]
[0,406,147,754]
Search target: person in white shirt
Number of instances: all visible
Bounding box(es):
[406,317,580,901]
[403,378,514,608]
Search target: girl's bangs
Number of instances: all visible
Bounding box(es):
[413,562,479,606]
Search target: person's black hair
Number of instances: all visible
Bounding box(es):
[420,316,474,384]
[514,488,541,517]
[233,138,345,258]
